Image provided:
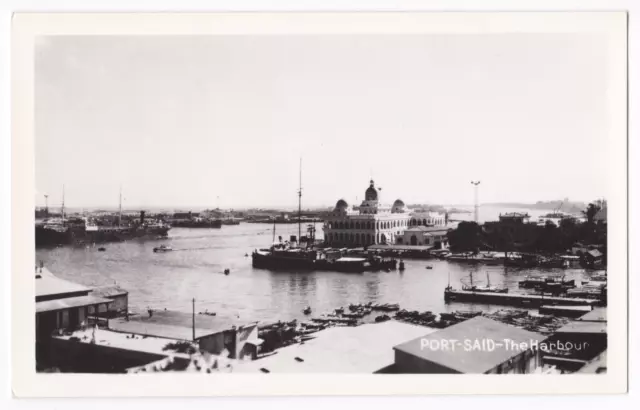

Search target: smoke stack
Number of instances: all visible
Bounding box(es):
[140,210,146,224]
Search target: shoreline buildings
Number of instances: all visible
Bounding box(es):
[323,180,447,247]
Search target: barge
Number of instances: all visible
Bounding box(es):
[444,287,599,308]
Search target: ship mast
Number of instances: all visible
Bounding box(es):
[297,157,302,246]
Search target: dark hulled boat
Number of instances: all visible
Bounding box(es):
[36,211,170,247]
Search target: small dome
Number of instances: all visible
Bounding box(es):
[393,199,405,207]
[335,199,349,210]
[365,180,378,201]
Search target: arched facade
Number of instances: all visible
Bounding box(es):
[323,180,410,247]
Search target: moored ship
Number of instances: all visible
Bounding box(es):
[36,211,170,247]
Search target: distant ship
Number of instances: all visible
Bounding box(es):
[36,211,170,247]
[35,187,170,247]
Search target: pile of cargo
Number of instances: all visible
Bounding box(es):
[485,309,571,335]
[393,309,438,326]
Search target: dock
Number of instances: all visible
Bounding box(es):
[444,289,599,308]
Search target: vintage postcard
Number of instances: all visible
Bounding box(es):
[11,12,628,396]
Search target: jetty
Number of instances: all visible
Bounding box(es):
[444,288,599,308]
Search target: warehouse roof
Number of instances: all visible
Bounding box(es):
[394,316,547,374]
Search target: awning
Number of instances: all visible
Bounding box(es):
[36,295,113,313]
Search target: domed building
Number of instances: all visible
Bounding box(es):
[323,180,411,246]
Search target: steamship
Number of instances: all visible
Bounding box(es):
[36,210,170,247]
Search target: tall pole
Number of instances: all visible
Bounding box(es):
[44,194,49,217]
[192,298,196,341]
[298,158,302,244]
[61,185,65,222]
[471,181,481,223]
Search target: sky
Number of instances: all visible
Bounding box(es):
[35,34,610,210]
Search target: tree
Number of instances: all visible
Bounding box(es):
[447,221,483,252]
[582,202,602,225]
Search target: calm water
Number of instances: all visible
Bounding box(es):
[36,223,599,323]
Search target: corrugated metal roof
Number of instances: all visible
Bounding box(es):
[394,316,547,374]
[36,295,113,313]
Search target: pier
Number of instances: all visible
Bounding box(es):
[444,288,600,308]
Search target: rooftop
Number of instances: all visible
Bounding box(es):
[35,267,91,300]
[577,350,607,374]
[405,226,450,233]
[554,321,607,335]
[91,285,129,298]
[109,310,253,341]
[36,294,113,313]
[394,316,547,374]
[54,327,191,360]
[235,321,436,373]
[577,307,607,322]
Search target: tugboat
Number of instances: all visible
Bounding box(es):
[153,245,173,253]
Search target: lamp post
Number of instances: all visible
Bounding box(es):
[471,181,481,223]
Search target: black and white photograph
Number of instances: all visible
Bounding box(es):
[10,11,628,396]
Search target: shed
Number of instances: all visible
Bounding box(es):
[392,316,547,374]
[90,285,129,317]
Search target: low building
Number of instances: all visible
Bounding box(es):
[542,307,607,373]
[234,321,436,373]
[391,316,547,374]
[396,226,450,248]
[49,309,260,373]
[90,285,129,317]
[499,212,531,224]
[409,211,446,227]
[35,267,113,342]
[108,310,260,360]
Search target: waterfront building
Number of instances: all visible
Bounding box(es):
[396,226,450,248]
[542,307,607,373]
[499,212,531,224]
[323,180,446,247]
[392,316,547,374]
[49,310,261,373]
[36,267,113,343]
[89,285,129,318]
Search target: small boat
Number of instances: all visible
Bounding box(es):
[224,268,230,275]
[153,245,173,253]
[303,306,312,315]
[425,265,433,270]
[97,247,106,252]
[399,260,405,271]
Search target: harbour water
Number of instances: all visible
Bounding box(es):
[36,223,600,323]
